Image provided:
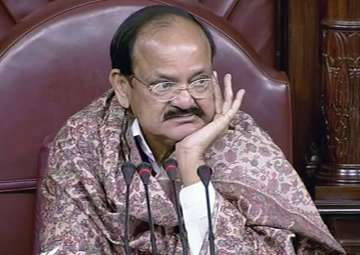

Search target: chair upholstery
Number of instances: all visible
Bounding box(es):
[0,0,53,43]
[180,0,276,66]
[0,0,291,254]
[0,0,276,67]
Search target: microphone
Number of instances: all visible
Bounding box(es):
[137,162,158,255]
[163,158,188,255]
[121,161,136,255]
[197,165,216,255]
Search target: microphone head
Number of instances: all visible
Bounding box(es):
[163,158,178,181]
[197,165,213,187]
[121,161,136,186]
[137,162,153,185]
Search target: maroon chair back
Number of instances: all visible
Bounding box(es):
[0,0,276,67]
[0,0,291,254]
[179,0,276,66]
[0,0,51,42]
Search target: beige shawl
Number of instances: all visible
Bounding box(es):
[40,90,345,254]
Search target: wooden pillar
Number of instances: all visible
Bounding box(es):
[315,1,360,253]
[318,20,360,185]
[288,0,321,180]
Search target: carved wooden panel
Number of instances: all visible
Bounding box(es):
[318,20,360,184]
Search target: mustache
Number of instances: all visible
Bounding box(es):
[163,106,204,121]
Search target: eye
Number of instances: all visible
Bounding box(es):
[153,82,177,93]
[191,78,211,89]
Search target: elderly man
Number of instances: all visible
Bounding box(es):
[40,4,344,255]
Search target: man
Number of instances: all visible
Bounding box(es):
[40,5,344,255]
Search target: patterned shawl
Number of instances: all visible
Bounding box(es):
[40,90,345,254]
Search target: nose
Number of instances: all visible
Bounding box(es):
[171,87,196,109]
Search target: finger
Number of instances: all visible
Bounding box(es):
[225,89,245,119]
[188,90,245,149]
[213,71,223,114]
[222,73,233,114]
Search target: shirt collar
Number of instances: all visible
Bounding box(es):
[130,119,156,163]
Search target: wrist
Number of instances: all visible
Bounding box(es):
[175,143,201,157]
[176,155,204,186]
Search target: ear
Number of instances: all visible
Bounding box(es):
[109,69,131,108]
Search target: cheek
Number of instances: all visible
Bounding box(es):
[129,91,165,123]
[199,98,216,122]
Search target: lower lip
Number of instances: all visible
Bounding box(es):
[167,115,197,122]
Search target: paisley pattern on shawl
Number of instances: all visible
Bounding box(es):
[39,90,345,254]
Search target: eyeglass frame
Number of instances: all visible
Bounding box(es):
[128,72,215,102]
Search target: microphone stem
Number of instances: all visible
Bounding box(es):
[205,185,216,255]
[171,181,188,255]
[144,185,158,255]
[124,184,131,255]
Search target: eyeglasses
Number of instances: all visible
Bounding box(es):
[130,74,214,102]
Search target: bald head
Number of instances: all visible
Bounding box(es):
[110,5,215,76]
[133,16,212,72]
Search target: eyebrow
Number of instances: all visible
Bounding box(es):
[189,70,212,80]
[150,68,212,84]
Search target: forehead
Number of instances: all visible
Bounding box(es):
[132,17,212,76]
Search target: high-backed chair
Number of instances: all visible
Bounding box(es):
[0,0,276,66]
[180,0,276,66]
[0,0,292,254]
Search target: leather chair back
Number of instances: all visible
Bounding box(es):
[0,1,291,254]
[0,0,53,42]
[0,0,276,67]
[180,0,276,66]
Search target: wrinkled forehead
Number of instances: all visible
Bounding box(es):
[132,16,212,73]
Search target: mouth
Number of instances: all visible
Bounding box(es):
[165,114,198,122]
